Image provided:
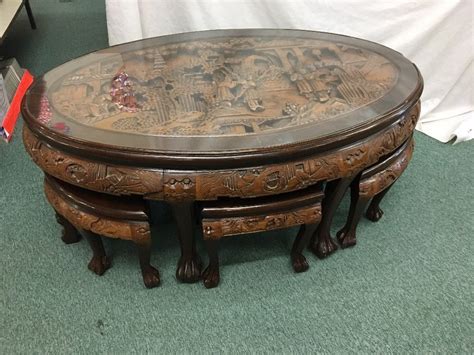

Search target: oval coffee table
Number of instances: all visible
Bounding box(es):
[21,29,423,285]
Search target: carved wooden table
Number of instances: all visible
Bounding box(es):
[21,29,423,286]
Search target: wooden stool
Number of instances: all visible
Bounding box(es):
[199,184,324,288]
[44,175,160,288]
[336,137,414,248]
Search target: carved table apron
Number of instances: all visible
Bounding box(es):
[21,29,423,283]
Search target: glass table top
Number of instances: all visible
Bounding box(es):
[23,29,421,153]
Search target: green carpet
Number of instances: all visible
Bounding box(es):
[1,1,473,353]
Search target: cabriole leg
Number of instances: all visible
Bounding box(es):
[80,229,111,276]
[366,184,394,222]
[135,237,160,289]
[55,212,81,244]
[170,201,201,283]
[336,178,370,248]
[310,177,352,259]
[291,224,317,272]
[202,239,220,289]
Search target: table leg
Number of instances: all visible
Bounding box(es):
[365,184,394,222]
[24,0,37,29]
[310,177,352,259]
[55,212,81,244]
[170,201,201,283]
[202,239,220,289]
[291,224,317,272]
[336,178,370,248]
[80,229,111,276]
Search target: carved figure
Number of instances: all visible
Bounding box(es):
[45,37,397,136]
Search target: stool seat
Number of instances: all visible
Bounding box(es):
[46,174,149,221]
[337,137,414,248]
[44,175,160,288]
[199,184,324,288]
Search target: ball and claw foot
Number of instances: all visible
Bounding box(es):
[366,206,384,222]
[291,253,309,273]
[336,228,357,249]
[176,255,201,283]
[142,266,160,289]
[202,265,220,289]
[310,234,338,259]
[88,256,111,276]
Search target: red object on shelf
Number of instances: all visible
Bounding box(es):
[1,70,34,142]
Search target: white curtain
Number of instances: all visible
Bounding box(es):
[105,0,473,143]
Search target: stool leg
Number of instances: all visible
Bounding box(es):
[55,212,81,244]
[81,230,111,276]
[366,184,394,222]
[135,238,160,289]
[336,179,370,248]
[170,202,201,283]
[310,177,352,259]
[202,239,220,289]
[291,224,317,273]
